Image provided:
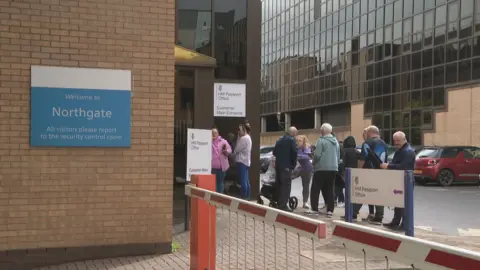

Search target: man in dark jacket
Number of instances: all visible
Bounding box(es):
[380,131,416,230]
[273,126,298,211]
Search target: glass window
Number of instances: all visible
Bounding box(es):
[448,1,458,22]
[461,0,474,18]
[425,0,435,10]
[435,5,446,26]
[394,0,403,21]
[424,10,434,29]
[385,4,393,24]
[377,7,384,28]
[413,14,423,33]
[214,0,247,79]
[413,0,423,14]
[368,11,375,31]
[404,0,413,17]
[393,21,402,39]
[177,0,212,54]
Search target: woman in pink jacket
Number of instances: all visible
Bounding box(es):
[212,127,232,193]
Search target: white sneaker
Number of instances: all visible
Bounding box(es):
[303,202,310,209]
[337,202,345,208]
[326,211,333,218]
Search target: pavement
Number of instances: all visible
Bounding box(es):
[36,177,480,270]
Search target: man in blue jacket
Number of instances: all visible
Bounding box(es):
[273,126,298,211]
[380,131,416,230]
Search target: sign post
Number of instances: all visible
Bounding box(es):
[213,82,246,117]
[185,128,212,231]
[344,168,415,236]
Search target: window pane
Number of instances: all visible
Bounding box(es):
[414,0,424,14]
[435,5,446,26]
[461,0,474,18]
[178,0,212,54]
[385,4,393,24]
[413,14,423,33]
[394,0,403,21]
[214,0,247,79]
[448,1,458,22]
[404,0,413,17]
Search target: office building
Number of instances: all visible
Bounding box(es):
[0,0,260,268]
[260,0,480,146]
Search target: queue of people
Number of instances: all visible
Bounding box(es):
[210,120,416,231]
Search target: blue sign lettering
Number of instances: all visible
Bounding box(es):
[30,87,131,147]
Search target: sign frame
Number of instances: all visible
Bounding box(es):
[213,82,246,117]
[186,128,212,182]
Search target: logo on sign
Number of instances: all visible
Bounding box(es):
[218,85,222,91]
[354,176,359,185]
[191,132,195,140]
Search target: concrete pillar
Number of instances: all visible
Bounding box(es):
[284,113,291,131]
[261,117,266,133]
[314,108,322,129]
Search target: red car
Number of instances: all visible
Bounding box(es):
[414,146,480,186]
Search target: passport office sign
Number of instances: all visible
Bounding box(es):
[30,66,132,147]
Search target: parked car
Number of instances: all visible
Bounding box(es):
[387,145,424,162]
[414,146,480,186]
[260,145,274,173]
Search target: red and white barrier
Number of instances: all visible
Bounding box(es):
[185,184,327,239]
[332,220,480,270]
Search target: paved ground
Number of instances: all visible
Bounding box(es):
[37,178,480,270]
[286,176,480,236]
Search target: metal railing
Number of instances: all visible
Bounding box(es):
[185,184,327,269]
[332,220,480,270]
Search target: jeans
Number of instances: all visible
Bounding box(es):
[212,168,226,193]
[310,171,336,212]
[275,168,292,209]
[353,204,384,220]
[334,186,344,203]
[298,170,312,203]
[391,207,405,225]
[236,162,250,200]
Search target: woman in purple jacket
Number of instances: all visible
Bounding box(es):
[296,135,313,209]
[211,128,232,193]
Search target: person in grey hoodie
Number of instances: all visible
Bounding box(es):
[310,123,340,217]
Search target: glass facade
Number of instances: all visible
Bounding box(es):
[261,0,480,145]
[176,0,247,79]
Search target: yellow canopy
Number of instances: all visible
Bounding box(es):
[174,45,217,68]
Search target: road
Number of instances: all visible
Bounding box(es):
[287,177,480,236]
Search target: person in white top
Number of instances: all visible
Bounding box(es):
[233,123,252,200]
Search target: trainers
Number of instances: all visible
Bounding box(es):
[361,214,374,222]
[337,202,345,208]
[303,202,310,209]
[368,217,383,225]
[326,211,333,218]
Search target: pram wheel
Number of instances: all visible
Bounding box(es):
[257,196,264,205]
[288,197,298,210]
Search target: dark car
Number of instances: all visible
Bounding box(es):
[414,146,480,186]
[260,145,275,173]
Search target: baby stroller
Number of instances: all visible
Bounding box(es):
[257,156,299,210]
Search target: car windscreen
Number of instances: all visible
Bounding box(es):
[416,148,441,159]
[260,147,274,154]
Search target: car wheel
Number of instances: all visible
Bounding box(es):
[437,169,454,187]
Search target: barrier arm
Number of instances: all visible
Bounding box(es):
[332,220,480,270]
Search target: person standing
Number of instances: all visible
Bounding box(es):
[272,126,298,211]
[335,136,358,207]
[233,124,252,200]
[354,125,388,224]
[310,123,340,217]
[295,135,313,209]
[380,131,416,230]
[211,128,232,193]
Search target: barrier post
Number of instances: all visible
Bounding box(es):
[344,168,353,223]
[190,174,216,270]
[404,170,415,237]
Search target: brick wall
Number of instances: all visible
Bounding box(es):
[0,0,175,253]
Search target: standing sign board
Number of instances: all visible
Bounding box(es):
[30,66,131,147]
[186,128,212,182]
[349,168,405,207]
[213,83,246,117]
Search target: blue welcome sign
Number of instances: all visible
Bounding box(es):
[30,66,131,147]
